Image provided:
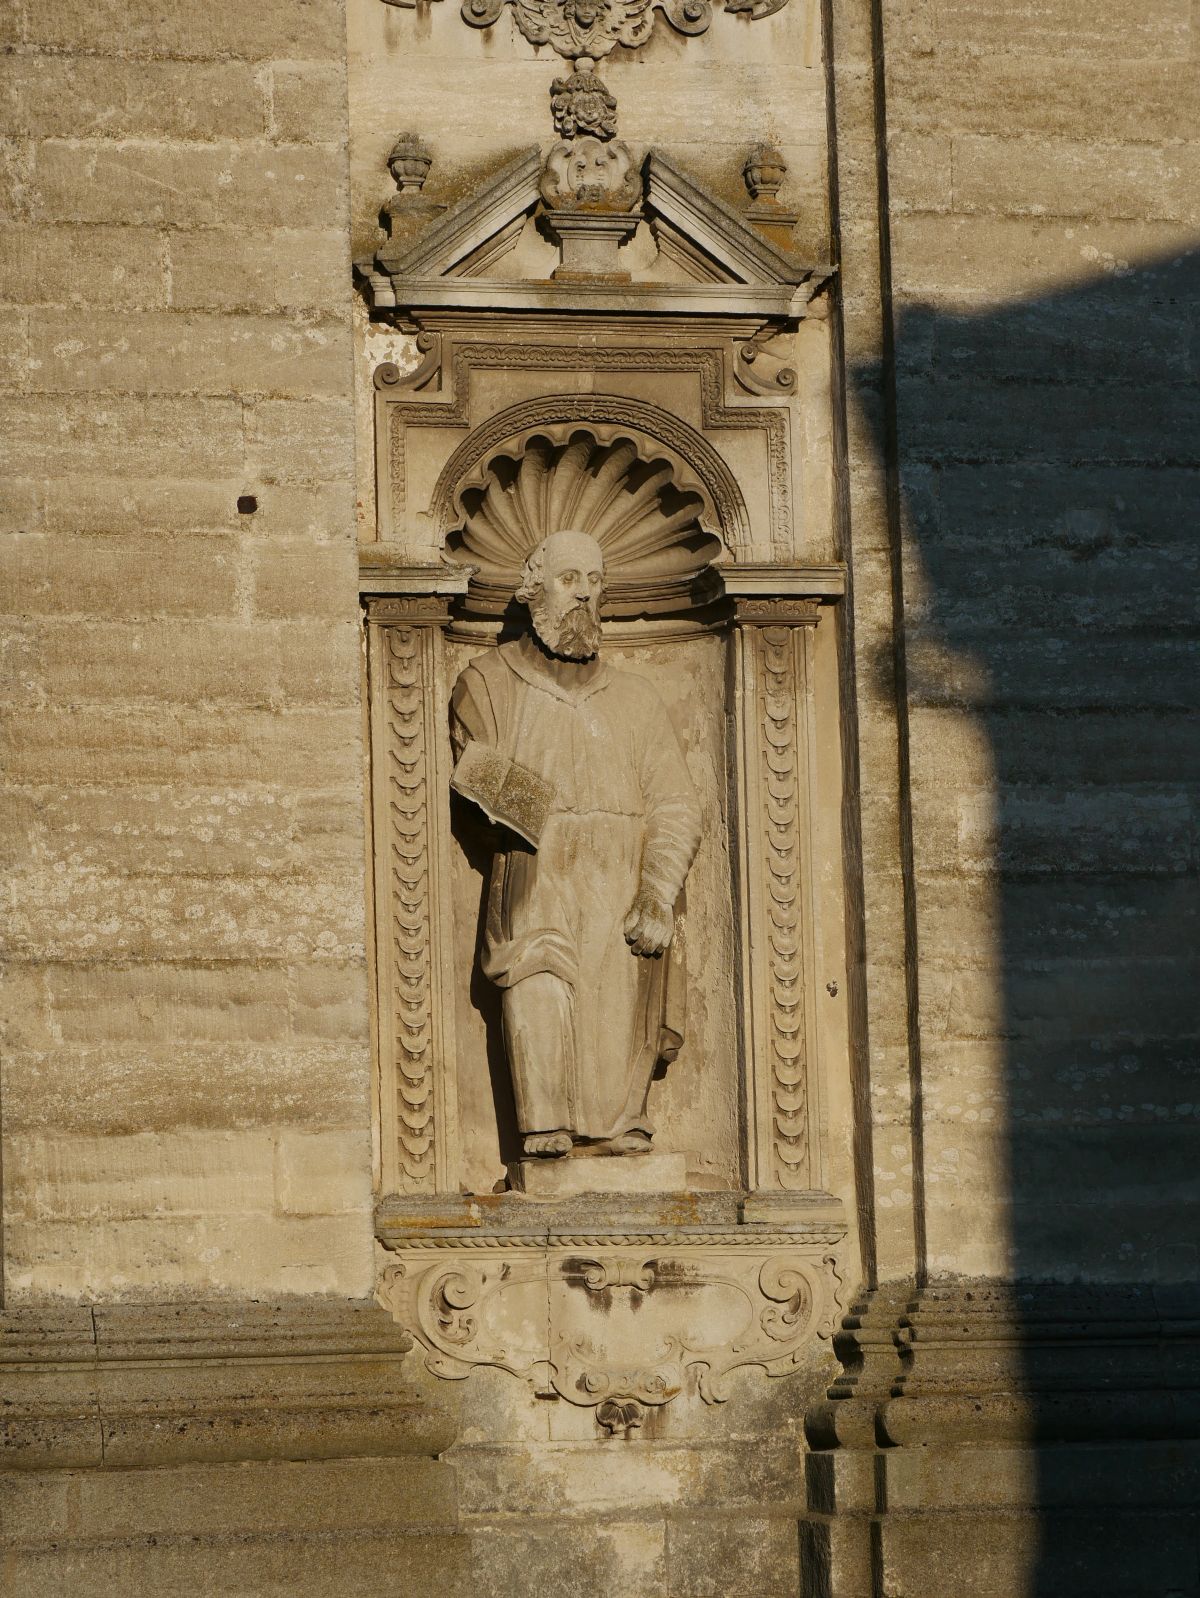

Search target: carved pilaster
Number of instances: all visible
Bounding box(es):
[366,590,461,1195]
[731,591,823,1196]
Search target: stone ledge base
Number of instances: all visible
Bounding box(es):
[509,1151,689,1196]
[0,1296,456,1471]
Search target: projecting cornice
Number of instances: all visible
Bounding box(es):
[355,146,832,322]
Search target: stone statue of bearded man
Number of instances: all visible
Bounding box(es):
[450,529,702,1159]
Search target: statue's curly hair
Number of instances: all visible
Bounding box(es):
[515,542,546,605]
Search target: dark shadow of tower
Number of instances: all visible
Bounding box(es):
[867,247,1200,1591]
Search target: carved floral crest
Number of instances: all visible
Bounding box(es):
[550,69,617,139]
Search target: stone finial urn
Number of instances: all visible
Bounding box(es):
[388,132,433,195]
[743,142,787,206]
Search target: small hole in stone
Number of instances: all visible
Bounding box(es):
[237,494,258,514]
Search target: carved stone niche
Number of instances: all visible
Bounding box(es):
[358,145,847,1423]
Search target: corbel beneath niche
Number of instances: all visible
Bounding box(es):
[375,1193,846,1429]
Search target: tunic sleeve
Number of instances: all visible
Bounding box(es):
[634,691,703,907]
[449,660,555,847]
[449,663,498,761]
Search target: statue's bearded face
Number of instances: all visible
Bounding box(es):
[525,531,605,660]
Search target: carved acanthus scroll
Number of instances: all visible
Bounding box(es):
[378,1236,843,1416]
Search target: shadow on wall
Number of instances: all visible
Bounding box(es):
[871,245,1200,1590]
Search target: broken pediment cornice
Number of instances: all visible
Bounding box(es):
[356,145,833,321]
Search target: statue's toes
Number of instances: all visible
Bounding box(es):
[524,1130,573,1157]
[608,1132,653,1155]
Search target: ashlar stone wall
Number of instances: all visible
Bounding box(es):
[0,0,375,1299]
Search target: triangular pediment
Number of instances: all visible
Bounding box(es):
[356,146,831,318]
[375,147,543,280]
[641,153,812,288]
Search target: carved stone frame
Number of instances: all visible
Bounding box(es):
[361,267,846,1413]
[364,330,842,1208]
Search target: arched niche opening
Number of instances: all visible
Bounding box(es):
[437,421,741,1190]
[445,425,726,618]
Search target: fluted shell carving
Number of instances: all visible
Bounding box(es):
[447,428,723,591]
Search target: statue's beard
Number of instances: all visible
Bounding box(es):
[530,597,602,660]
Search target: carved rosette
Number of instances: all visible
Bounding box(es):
[732,598,822,1193]
[378,1236,843,1414]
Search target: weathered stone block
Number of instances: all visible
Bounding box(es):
[3,1212,373,1299]
[1,532,239,618]
[49,962,288,1046]
[0,305,29,386]
[930,0,1192,59]
[4,1129,279,1222]
[885,131,953,213]
[0,224,167,309]
[952,134,1200,226]
[2,56,266,141]
[168,227,349,311]
[294,961,371,1041]
[665,1513,801,1597]
[23,0,346,62]
[27,310,352,397]
[2,395,244,478]
[252,540,358,617]
[245,397,356,484]
[2,1041,369,1136]
[275,619,362,704]
[886,53,1200,143]
[5,1532,472,1598]
[34,140,346,229]
[275,1129,372,1216]
[3,1456,456,1544]
[890,214,1198,304]
[32,620,277,705]
[270,63,348,143]
[466,1518,667,1598]
[454,1437,804,1517]
[0,707,360,786]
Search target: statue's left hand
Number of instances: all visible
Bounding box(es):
[623,888,674,957]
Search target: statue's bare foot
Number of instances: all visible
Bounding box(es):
[607,1131,653,1155]
[523,1131,573,1158]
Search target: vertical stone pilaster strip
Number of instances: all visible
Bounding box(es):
[733,600,822,1194]
[368,599,459,1195]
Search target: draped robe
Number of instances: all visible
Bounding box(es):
[450,635,702,1143]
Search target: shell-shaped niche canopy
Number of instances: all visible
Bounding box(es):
[446,428,726,615]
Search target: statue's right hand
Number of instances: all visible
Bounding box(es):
[623,889,674,956]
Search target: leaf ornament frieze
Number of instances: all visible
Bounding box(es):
[758,625,808,1190]
[383,0,789,57]
[385,627,437,1191]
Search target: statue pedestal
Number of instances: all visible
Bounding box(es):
[509,1152,688,1198]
